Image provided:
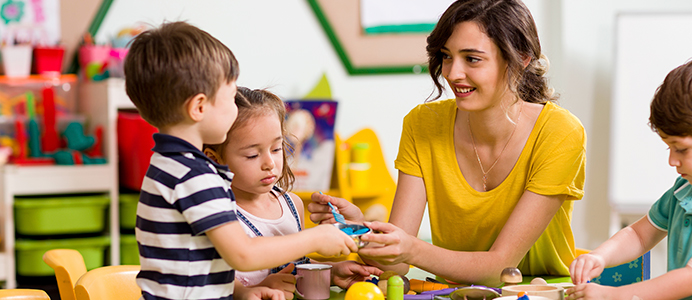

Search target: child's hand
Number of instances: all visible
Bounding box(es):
[566,282,619,300]
[569,253,606,284]
[310,224,358,256]
[331,261,383,289]
[308,192,364,224]
[234,283,286,300]
[255,264,297,300]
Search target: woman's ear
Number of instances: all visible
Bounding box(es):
[522,55,532,69]
[185,93,208,122]
[204,148,224,164]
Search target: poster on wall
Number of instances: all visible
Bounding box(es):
[284,100,337,192]
[360,0,454,34]
[0,0,60,45]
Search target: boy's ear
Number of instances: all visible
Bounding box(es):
[186,93,208,122]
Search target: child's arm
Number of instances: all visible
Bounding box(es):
[233,280,286,300]
[567,264,692,300]
[251,264,296,300]
[570,216,666,284]
[328,260,383,289]
[207,221,358,272]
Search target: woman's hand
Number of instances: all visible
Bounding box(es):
[255,264,297,299]
[566,283,620,300]
[331,261,383,289]
[308,192,364,224]
[569,253,606,285]
[357,221,416,266]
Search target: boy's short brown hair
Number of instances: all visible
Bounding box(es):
[124,21,239,128]
[650,60,692,136]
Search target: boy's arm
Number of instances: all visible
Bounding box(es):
[570,216,666,284]
[568,265,692,300]
[207,221,358,272]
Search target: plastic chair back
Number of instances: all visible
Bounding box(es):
[42,249,87,300]
[575,248,650,286]
[74,265,141,300]
[0,289,51,300]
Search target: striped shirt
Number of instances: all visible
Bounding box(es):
[136,134,238,300]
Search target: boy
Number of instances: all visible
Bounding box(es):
[124,22,357,300]
[567,60,692,300]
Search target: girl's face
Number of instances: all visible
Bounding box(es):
[441,21,511,111]
[224,111,284,196]
[661,133,692,182]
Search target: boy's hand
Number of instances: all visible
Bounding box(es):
[234,283,286,300]
[310,224,358,257]
[566,283,620,300]
[256,264,297,300]
[308,192,364,224]
[569,253,606,284]
[331,261,383,289]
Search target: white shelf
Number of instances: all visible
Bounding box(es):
[0,78,126,288]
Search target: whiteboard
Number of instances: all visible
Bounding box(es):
[609,13,692,210]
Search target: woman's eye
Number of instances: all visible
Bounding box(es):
[441,53,451,60]
[466,56,480,63]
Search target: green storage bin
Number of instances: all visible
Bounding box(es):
[120,234,139,265]
[119,193,138,230]
[15,236,111,276]
[14,194,110,235]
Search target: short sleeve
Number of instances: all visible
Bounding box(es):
[648,182,679,231]
[526,111,586,200]
[395,109,423,178]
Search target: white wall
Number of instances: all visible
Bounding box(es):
[96,0,692,277]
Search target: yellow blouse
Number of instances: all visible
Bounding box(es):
[395,99,586,276]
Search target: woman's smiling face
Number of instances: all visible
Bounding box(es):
[441,21,512,112]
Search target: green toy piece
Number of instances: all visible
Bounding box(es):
[63,122,95,151]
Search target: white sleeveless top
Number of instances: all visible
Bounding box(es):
[235,186,305,286]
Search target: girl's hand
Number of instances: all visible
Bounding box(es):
[255,264,297,299]
[309,224,358,257]
[566,283,620,300]
[357,221,415,265]
[234,283,286,300]
[570,253,606,284]
[331,261,383,289]
[308,192,364,224]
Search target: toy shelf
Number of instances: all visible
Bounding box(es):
[0,77,132,288]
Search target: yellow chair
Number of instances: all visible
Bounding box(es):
[74,265,141,300]
[0,289,51,299]
[42,249,87,300]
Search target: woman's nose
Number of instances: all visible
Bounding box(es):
[445,59,466,81]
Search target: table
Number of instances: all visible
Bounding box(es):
[326,267,571,300]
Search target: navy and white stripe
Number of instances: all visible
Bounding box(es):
[136,134,237,300]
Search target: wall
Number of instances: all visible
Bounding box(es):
[61,0,692,277]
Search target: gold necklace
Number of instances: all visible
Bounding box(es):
[468,102,523,191]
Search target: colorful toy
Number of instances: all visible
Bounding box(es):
[63,122,94,151]
[11,119,53,165]
[345,282,384,300]
[41,86,59,153]
[388,276,404,300]
[517,291,530,300]
[408,279,448,293]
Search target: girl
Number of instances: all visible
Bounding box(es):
[204,87,382,298]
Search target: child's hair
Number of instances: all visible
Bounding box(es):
[426,0,556,104]
[649,60,692,136]
[205,87,295,191]
[124,21,239,128]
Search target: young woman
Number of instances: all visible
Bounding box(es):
[309,0,586,287]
